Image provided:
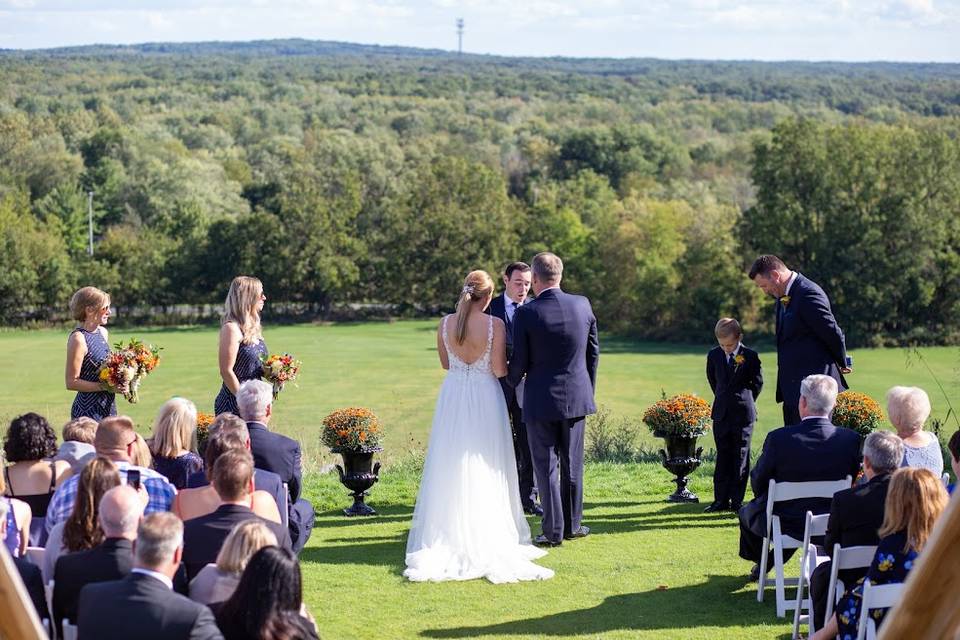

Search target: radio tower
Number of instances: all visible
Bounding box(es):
[456,18,464,55]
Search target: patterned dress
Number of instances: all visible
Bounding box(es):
[70,327,117,421]
[836,530,916,639]
[214,337,267,416]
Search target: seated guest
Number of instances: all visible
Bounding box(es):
[77,512,223,640]
[738,375,861,579]
[53,484,142,630]
[948,430,959,494]
[131,433,153,469]
[812,467,949,640]
[215,546,319,640]
[174,431,281,524]
[46,416,177,534]
[887,386,943,476]
[0,498,47,621]
[809,431,903,629]
[237,380,315,553]
[182,450,290,580]
[149,398,204,490]
[44,457,122,583]
[55,417,98,474]
[4,412,71,545]
[189,520,277,605]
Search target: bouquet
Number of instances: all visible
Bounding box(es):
[642,392,712,438]
[261,353,301,398]
[832,391,883,436]
[321,407,383,452]
[97,338,162,403]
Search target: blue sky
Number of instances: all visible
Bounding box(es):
[0,0,957,61]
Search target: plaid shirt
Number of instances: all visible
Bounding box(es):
[45,461,176,533]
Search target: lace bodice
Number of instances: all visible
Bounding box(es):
[442,315,493,376]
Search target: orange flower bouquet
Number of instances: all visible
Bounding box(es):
[642,393,712,438]
[97,338,162,403]
[321,407,383,452]
[832,391,883,436]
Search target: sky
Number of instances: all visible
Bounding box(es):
[0,0,957,62]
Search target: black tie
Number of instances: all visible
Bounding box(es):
[508,302,517,324]
[728,353,736,368]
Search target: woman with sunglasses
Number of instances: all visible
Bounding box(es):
[214,276,268,416]
[65,286,116,421]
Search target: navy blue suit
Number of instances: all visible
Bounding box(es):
[507,287,599,542]
[706,345,763,507]
[776,273,848,425]
[737,417,861,563]
[182,504,291,581]
[486,293,536,510]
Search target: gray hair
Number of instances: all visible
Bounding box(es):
[800,374,839,415]
[236,380,273,421]
[135,512,183,568]
[863,431,905,475]
[99,485,143,538]
[532,252,563,282]
[886,386,932,433]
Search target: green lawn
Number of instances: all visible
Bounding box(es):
[1,322,957,638]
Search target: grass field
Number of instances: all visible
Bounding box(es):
[1,322,958,638]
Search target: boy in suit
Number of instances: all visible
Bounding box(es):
[705,318,763,513]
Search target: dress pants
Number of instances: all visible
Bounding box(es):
[781,401,801,428]
[712,421,752,506]
[506,396,537,510]
[526,417,585,543]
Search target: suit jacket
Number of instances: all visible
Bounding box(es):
[775,273,848,406]
[506,287,599,422]
[747,417,861,538]
[486,293,523,405]
[54,537,134,626]
[77,572,223,640]
[824,473,890,554]
[706,345,763,427]
[246,422,303,503]
[182,504,291,580]
[185,468,285,515]
[13,554,48,622]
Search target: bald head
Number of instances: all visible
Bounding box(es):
[95,416,136,462]
[99,485,143,539]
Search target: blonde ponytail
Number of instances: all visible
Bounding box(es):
[454,270,495,345]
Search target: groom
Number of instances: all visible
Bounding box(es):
[507,252,599,547]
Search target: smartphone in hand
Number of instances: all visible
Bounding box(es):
[126,469,141,491]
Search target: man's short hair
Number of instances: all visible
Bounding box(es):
[800,374,839,416]
[947,430,960,462]
[210,413,249,441]
[95,416,136,455]
[504,261,531,279]
[748,255,787,280]
[236,380,273,421]
[714,318,742,339]
[212,449,255,502]
[63,417,98,445]
[99,485,143,538]
[203,430,248,481]
[531,252,563,282]
[135,512,183,568]
[863,431,905,475]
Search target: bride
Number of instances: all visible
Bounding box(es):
[404,270,554,583]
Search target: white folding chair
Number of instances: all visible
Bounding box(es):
[756,476,852,618]
[24,546,45,567]
[824,543,877,624]
[62,622,78,640]
[280,482,289,531]
[942,472,950,489]
[44,580,55,640]
[856,579,904,640]
[791,511,830,638]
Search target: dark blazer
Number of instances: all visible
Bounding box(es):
[775,273,848,407]
[13,555,48,622]
[486,293,523,404]
[506,288,599,422]
[182,504,291,580]
[706,345,763,425]
[824,473,890,554]
[54,537,133,626]
[246,422,303,503]
[185,468,285,514]
[77,572,223,640]
[747,417,861,538]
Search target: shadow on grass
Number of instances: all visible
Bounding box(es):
[300,539,406,569]
[420,575,769,637]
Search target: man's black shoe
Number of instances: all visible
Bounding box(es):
[524,504,544,517]
[749,563,772,581]
[564,526,590,540]
[729,502,743,513]
[703,502,729,513]
[533,534,561,547]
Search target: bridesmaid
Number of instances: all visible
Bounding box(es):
[65,286,117,421]
[215,276,268,416]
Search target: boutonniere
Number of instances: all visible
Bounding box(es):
[734,354,745,369]
[779,295,791,308]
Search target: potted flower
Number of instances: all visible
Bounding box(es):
[832,391,884,438]
[196,411,215,456]
[321,407,383,516]
[643,393,712,503]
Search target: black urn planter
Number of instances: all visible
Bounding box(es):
[655,432,703,503]
[333,448,382,516]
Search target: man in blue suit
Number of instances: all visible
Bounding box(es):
[737,375,861,579]
[749,255,851,426]
[507,252,599,547]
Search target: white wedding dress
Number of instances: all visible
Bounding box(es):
[404,315,554,583]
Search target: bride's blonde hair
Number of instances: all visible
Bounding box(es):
[454,270,495,345]
[223,276,263,345]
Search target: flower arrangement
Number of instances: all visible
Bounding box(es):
[643,393,712,438]
[196,412,215,452]
[261,353,301,398]
[98,338,161,403]
[832,391,884,436]
[321,407,383,452]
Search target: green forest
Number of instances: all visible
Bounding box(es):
[1,40,958,345]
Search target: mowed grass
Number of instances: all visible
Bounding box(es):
[1,322,958,638]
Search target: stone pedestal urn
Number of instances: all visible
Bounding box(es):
[334,448,382,516]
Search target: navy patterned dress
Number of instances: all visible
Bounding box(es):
[70,327,117,421]
[214,337,267,416]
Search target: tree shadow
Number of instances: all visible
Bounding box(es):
[420,574,773,637]
[300,539,406,569]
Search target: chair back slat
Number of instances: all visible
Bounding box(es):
[771,477,852,502]
[835,544,877,571]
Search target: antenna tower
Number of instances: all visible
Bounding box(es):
[456,18,464,55]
